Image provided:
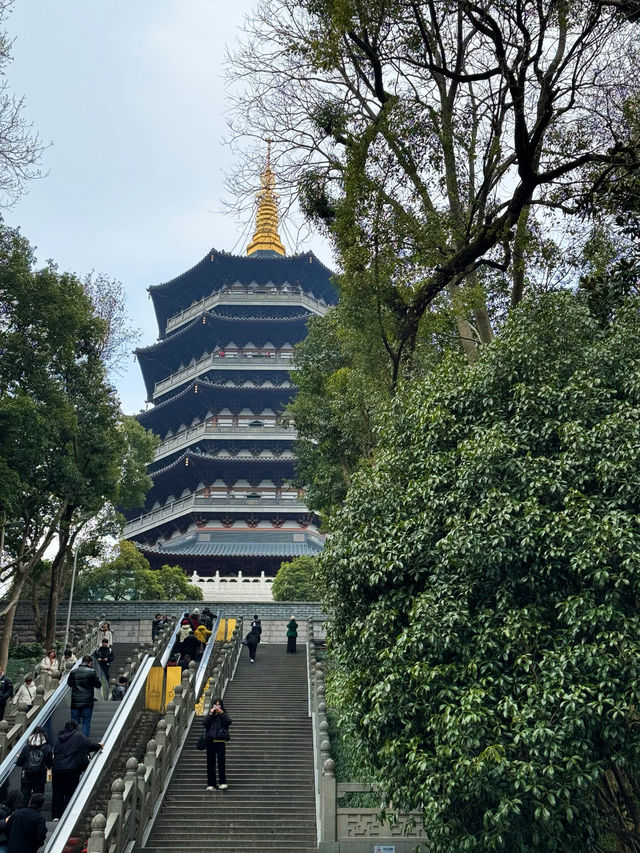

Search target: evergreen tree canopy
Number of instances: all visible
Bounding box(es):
[321,292,640,851]
[272,555,321,601]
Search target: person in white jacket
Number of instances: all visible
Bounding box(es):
[13,676,36,710]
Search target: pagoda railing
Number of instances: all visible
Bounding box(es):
[153,353,293,400]
[122,494,310,538]
[154,422,297,462]
[165,288,329,334]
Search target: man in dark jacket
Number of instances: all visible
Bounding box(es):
[95,639,114,681]
[181,630,202,661]
[0,666,13,722]
[51,720,102,820]
[67,655,101,736]
[6,791,46,853]
[151,612,164,640]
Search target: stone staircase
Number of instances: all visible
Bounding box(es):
[137,643,317,852]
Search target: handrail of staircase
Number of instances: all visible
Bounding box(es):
[0,634,159,793]
[0,661,80,794]
[308,617,336,844]
[84,621,243,853]
[2,620,103,751]
[193,610,222,698]
[44,653,156,853]
[158,617,182,668]
[198,617,244,716]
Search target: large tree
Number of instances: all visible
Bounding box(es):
[74,541,203,602]
[230,0,640,361]
[0,224,155,661]
[320,291,640,851]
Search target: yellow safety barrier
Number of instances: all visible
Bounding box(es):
[165,665,182,707]
[145,666,164,711]
[216,618,236,641]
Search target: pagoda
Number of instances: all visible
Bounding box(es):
[122,151,336,586]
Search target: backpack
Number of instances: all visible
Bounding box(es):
[24,745,45,775]
[111,686,125,701]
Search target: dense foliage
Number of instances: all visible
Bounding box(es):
[321,292,640,851]
[271,555,321,601]
[75,541,203,602]
[0,223,156,660]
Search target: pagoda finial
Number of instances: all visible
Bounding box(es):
[246,140,286,257]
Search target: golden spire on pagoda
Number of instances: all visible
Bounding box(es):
[246,140,286,257]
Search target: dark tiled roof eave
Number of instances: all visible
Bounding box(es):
[139,541,323,557]
[147,248,338,334]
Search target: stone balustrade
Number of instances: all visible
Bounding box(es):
[308,620,429,853]
[86,621,243,853]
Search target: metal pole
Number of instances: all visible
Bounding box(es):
[63,545,79,652]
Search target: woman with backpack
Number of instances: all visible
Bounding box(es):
[15,727,52,805]
[202,697,232,791]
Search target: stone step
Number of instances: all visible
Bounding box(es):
[142,645,316,850]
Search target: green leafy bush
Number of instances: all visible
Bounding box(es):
[322,293,640,851]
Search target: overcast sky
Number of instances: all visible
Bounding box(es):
[5,1,330,414]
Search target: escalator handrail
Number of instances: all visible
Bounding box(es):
[159,618,183,668]
[44,653,155,853]
[0,661,80,792]
[194,610,222,698]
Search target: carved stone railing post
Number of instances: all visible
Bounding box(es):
[136,763,147,844]
[33,685,45,710]
[155,719,168,780]
[87,813,107,853]
[322,757,337,842]
[107,778,125,847]
[125,755,139,836]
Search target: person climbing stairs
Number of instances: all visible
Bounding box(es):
[137,643,317,852]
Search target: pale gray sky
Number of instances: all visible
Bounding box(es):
[5,0,330,413]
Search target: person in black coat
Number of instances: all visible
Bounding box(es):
[15,726,53,806]
[151,613,164,640]
[202,697,232,790]
[6,792,46,853]
[0,790,24,852]
[245,626,260,663]
[51,720,103,820]
[181,630,202,662]
[68,656,102,737]
[0,667,13,722]
[95,640,114,681]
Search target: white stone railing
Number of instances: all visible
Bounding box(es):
[122,494,309,538]
[189,571,274,602]
[153,353,293,400]
[308,622,429,852]
[154,422,297,461]
[165,288,328,334]
[86,624,244,853]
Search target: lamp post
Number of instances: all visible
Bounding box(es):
[63,545,80,651]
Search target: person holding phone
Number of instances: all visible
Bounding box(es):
[202,697,232,791]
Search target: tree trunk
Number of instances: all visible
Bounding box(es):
[448,279,478,363]
[511,205,531,308]
[0,573,29,668]
[31,583,44,643]
[44,505,74,650]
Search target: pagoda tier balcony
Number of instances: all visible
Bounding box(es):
[141,450,296,510]
[149,249,337,335]
[153,352,293,401]
[136,310,310,399]
[122,493,310,539]
[164,287,329,336]
[154,421,297,463]
[136,379,295,436]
